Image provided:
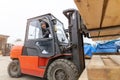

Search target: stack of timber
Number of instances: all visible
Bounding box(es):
[87,55,120,80]
[74,0,120,41]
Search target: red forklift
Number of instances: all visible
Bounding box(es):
[8,9,86,80]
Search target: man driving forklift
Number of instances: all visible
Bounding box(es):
[41,21,50,38]
[39,21,51,54]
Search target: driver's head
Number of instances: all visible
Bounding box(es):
[41,21,47,29]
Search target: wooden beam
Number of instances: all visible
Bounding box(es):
[87,55,120,80]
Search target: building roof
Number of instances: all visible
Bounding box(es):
[0,34,9,39]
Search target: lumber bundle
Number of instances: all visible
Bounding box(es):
[74,0,120,41]
[87,55,120,80]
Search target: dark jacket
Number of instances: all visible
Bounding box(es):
[42,28,50,38]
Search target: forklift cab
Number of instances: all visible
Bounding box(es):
[23,14,68,57]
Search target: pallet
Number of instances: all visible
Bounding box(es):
[87,55,120,80]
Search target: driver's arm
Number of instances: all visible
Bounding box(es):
[43,29,50,38]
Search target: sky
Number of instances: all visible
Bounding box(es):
[0,0,94,44]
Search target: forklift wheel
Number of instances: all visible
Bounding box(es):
[47,59,79,80]
[8,60,22,78]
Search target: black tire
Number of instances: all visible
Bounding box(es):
[47,59,79,80]
[8,60,22,78]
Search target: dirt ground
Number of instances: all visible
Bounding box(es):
[0,55,89,80]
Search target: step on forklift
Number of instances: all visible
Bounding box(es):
[8,9,87,80]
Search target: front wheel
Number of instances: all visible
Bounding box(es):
[47,59,79,80]
[8,60,22,78]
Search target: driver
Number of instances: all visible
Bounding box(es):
[41,21,50,38]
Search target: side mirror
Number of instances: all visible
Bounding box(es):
[52,19,57,25]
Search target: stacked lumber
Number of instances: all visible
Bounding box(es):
[74,0,120,41]
[87,55,120,80]
[79,69,88,80]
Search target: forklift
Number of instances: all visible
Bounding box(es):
[8,9,87,80]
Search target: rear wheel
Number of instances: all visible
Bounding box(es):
[47,59,79,80]
[8,60,22,77]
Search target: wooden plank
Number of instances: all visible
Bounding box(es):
[102,58,118,66]
[90,31,99,37]
[90,27,120,41]
[90,29,120,41]
[102,0,120,27]
[74,0,120,41]
[87,55,107,80]
[100,29,120,36]
[79,69,88,80]
[75,0,120,28]
[74,0,104,29]
[89,28,120,41]
[88,55,105,68]
[109,55,120,65]
[92,36,120,41]
[87,55,120,80]
[79,59,90,80]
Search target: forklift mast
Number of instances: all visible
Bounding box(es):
[63,9,85,74]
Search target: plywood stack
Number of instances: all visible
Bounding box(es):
[87,55,120,80]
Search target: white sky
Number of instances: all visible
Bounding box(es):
[0,0,94,44]
[0,0,76,43]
